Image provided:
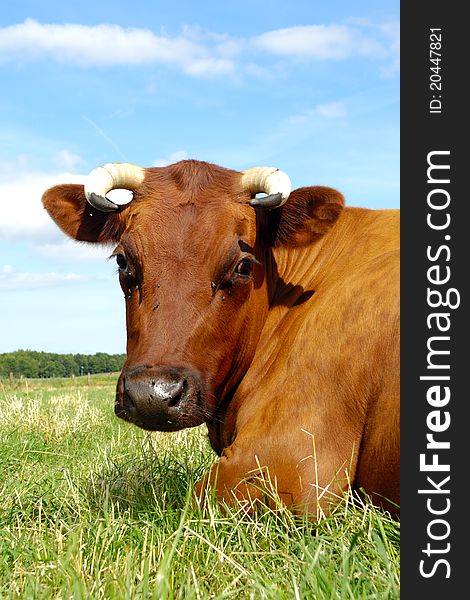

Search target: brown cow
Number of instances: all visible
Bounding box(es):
[42,160,399,516]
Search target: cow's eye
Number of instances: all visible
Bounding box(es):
[116,254,128,271]
[235,258,252,277]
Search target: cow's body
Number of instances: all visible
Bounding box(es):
[202,206,399,508]
[42,160,399,516]
[205,206,399,513]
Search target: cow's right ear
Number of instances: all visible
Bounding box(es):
[42,184,124,243]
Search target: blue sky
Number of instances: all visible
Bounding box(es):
[0,1,399,354]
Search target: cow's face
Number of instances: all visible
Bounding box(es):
[111,176,269,431]
[42,160,343,431]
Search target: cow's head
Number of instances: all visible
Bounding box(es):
[42,160,343,431]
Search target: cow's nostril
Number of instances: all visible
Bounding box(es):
[124,391,135,411]
[152,378,185,407]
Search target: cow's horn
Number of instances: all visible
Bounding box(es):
[84,162,145,212]
[241,167,291,209]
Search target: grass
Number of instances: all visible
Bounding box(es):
[0,375,400,599]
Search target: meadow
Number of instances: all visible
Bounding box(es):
[0,375,400,599]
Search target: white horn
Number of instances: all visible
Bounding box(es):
[84,162,145,212]
[241,166,291,208]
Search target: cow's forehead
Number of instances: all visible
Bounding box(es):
[143,160,247,204]
[119,192,256,264]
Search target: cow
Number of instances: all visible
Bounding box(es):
[42,160,399,516]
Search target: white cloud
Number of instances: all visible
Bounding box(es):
[314,101,346,119]
[0,170,85,243]
[55,149,82,170]
[380,21,400,53]
[184,57,233,77]
[35,240,111,262]
[254,22,395,62]
[255,25,354,59]
[0,153,38,176]
[0,18,399,77]
[181,25,244,58]
[379,21,400,77]
[287,101,346,124]
[0,264,94,290]
[0,19,235,77]
[152,150,189,167]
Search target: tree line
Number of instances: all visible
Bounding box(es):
[0,350,126,379]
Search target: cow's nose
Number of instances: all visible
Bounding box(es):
[119,367,194,430]
[124,373,186,410]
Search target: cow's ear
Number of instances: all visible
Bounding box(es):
[265,186,345,248]
[42,184,124,243]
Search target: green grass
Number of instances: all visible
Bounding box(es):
[0,375,400,599]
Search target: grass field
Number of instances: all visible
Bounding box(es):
[0,374,400,599]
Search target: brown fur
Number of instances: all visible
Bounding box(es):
[42,160,399,516]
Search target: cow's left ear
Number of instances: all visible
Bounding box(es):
[42,184,124,243]
[264,186,345,248]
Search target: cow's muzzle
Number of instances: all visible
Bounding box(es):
[116,365,207,431]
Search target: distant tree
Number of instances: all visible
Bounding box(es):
[0,350,126,378]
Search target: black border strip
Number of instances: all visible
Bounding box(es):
[401,5,467,597]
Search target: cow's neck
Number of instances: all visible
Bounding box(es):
[268,207,352,303]
[268,206,397,301]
